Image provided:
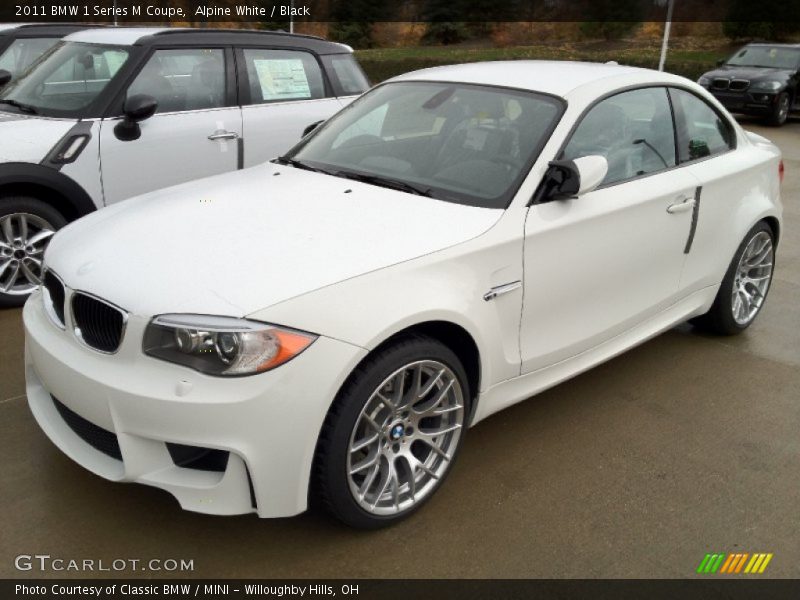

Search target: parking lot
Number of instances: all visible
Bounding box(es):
[1,117,798,579]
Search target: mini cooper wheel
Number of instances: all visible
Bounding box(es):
[0,197,66,308]
[315,335,469,529]
[692,222,775,335]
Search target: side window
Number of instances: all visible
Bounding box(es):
[322,54,370,96]
[43,47,128,99]
[242,48,324,104]
[127,48,226,114]
[0,38,60,76]
[669,88,734,163]
[563,87,676,186]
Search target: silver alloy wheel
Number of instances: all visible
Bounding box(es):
[777,94,790,123]
[731,231,774,326]
[0,212,55,295]
[347,360,464,516]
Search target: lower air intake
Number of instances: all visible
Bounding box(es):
[52,396,122,460]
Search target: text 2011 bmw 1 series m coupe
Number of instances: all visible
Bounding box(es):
[23,61,783,528]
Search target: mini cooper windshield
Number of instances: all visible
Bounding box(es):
[0,42,130,117]
[285,81,564,208]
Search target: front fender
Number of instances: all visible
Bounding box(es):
[0,162,97,220]
[249,229,525,393]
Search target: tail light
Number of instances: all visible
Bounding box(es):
[779,159,784,184]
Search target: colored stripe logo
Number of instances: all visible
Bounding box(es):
[697,553,773,574]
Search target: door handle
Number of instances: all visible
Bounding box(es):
[208,130,238,141]
[666,197,696,214]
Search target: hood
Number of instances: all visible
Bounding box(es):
[0,111,75,163]
[46,163,502,318]
[702,65,794,84]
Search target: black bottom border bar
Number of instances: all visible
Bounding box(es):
[4,579,800,600]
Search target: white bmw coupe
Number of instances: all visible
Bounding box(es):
[24,61,783,528]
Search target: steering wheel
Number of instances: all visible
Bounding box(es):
[336,134,384,151]
[489,155,522,171]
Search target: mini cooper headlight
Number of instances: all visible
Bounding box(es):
[750,80,782,91]
[143,314,317,376]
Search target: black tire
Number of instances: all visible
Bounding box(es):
[691,221,775,335]
[313,334,471,529]
[767,92,790,127]
[0,196,67,308]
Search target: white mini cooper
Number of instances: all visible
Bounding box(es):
[0,26,368,306]
[25,61,782,528]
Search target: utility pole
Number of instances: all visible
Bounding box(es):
[658,0,675,72]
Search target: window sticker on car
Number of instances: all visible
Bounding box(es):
[252,58,311,101]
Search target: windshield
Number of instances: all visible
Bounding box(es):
[726,46,800,70]
[0,37,60,79]
[288,81,563,208]
[0,41,130,117]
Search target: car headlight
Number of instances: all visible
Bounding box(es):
[697,76,711,87]
[143,314,317,376]
[750,80,782,91]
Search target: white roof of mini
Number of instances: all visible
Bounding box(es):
[65,27,170,45]
[390,60,688,98]
[0,24,24,32]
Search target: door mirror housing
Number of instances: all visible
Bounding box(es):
[533,155,608,204]
[114,94,158,142]
[302,120,324,138]
[0,69,12,87]
[716,58,725,67]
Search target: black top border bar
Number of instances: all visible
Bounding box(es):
[2,1,800,23]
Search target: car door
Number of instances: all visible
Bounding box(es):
[666,87,744,295]
[237,47,346,167]
[520,86,701,373]
[99,47,242,205]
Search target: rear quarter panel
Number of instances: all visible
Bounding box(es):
[680,130,782,293]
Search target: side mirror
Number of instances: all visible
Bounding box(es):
[0,69,12,87]
[573,155,608,195]
[716,59,725,67]
[302,120,323,138]
[114,94,158,142]
[533,155,608,204]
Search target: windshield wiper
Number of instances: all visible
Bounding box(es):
[272,155,326,173]
[332,170,433,197]
[0,99,38,114]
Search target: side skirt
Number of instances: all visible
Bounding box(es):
[470,285,719,425]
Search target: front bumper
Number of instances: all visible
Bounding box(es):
[707,89,781,114]
[23,290,367,518]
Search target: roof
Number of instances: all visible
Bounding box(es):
[66,27,170,45]
[743,42,800,48]
[389,60,689,98]
[65,27,352,54]
[0,23,97,37]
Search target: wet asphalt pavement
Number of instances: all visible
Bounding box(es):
[1,119,798,579]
